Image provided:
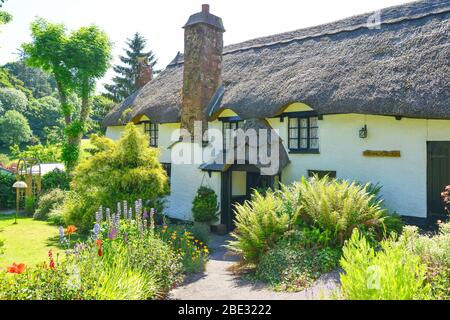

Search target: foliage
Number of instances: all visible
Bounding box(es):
[189,223,211,246]
[23,18,113,170]
[42,169,71,191]
[157,224,209,273]
[401,223,450,300]
[25,96,65,142]
[228,191,292,264]
[88,95,116,134]
[0,172,15,209]
[4,61,57,99]
[293,176,387,245]
[34,188,67,221]
[104,32,158,102]
[25,196,37,215]
[339,229,431,300]
[0,153,9,165]
[256,241,341,292]
[10,143,61,163]
[192,186,219,224]
[442,185,450,214]
[0,87,28,115]
[0,110,33,147]
[62,124,169,232]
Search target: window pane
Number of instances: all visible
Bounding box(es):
[300,128,308,139]
[310,139,319,149]
[310,127,319,139]
[300,139,308,149]
[289,128,298,139]
[300,118,308,128]
[310,117,318,127]
[290,139,298,150]
[289,118,298,128]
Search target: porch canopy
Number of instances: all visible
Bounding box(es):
[200,119,290,176]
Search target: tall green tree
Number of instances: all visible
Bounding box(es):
[104,32,158,102]
[23,18,112,170]
[0,0,12,29]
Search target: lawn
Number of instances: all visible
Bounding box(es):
[0,214,77,269]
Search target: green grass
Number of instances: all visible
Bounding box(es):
[0,214,85,269]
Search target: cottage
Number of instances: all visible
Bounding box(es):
[104,0,450,230]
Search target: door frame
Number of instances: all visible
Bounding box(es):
[427,141,450,221]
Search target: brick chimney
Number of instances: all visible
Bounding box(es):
[135,56,153,90]
[181,4,225,139]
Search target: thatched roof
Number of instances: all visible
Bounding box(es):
[103,0,450,127]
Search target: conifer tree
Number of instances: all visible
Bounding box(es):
[104,33,158,102]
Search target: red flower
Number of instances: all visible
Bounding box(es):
[49,260,55,269]
[7,263,26,274]
[66,225,78,235]
[98,248,103,257]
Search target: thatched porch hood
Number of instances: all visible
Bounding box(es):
[103,0,450,127]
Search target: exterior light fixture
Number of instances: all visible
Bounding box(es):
[12,181,28,225]
[359,125,368,139]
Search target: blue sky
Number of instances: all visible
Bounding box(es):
[0,0,414,90]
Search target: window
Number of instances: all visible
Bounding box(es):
[144,122,158,147]
[222,119,244,152]
[288,116,319,152]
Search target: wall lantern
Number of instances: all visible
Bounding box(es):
[12,181,28,225]
[359,125,368,139]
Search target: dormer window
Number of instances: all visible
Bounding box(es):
[222,117,244,152]
[144,122,158,147]
[288,115,319,153]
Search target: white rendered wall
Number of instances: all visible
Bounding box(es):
[268,112,450,218]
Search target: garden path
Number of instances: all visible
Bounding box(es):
[169,235,341,300]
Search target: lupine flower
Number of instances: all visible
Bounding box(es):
[128,208,133,221]
[59,226,64,240]
[123,200,128,219]
[108,227,117,240]
[117,202,122,222]
[143,208,148,220]
[93,223,100,240]
[106,208,111,224]
[7,263,26,274]
[150,208,155,218]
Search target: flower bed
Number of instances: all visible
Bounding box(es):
[0,200,208,300]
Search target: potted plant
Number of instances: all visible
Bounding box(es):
[192,187,219,232]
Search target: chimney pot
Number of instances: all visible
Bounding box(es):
[202,4,210,13]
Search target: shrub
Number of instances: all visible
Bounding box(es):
[228,191,292,264]
[339,229,431,300]
[34,188,67,221]
[401,223,450,300]
[192,187,219,224]
[256,240,340,292]
[42,169,71,191]
[62,123,169,232]
[0,172,15,209]
[25,196,37,216]
[295,176,387,245]
[189,223,211,245]
[158,224,209,273]
[0,238,4,255]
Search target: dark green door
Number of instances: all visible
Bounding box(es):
[427,142,450,219]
